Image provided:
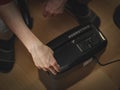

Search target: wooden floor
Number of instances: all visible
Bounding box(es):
[0,0,120,90]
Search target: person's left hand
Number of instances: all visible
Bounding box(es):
[42,0,67,17]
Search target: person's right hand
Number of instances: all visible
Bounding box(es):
[29,43,60,75]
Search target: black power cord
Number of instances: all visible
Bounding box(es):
[113,5,120,29]
[93,56,120,66]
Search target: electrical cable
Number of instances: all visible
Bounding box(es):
[93,56,120,66]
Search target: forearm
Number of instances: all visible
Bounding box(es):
[0,1,43,51]
[0,1,61,74]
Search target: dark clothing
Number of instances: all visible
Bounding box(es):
[0,0,12,5]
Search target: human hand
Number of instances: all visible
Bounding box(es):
[42,0,67,17]
[29,43,60,75]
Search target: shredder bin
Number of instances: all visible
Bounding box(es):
[39,58,96,90]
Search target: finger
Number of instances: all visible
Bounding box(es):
[42,0,48,17]
[43,5,54,17]
[34,60,43,70]
[50,56,61,72]
[48,66,57,75]
[38,66,42,70]
[42,67,48,72]
[53,63,61,72]
[43,10,49,18]
[36,58,48,72]
[55,10,63,15]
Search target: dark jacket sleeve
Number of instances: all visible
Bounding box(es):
[0,0,12,5]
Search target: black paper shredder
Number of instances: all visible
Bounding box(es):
[47,24,107,74]
[39,24,107,89]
